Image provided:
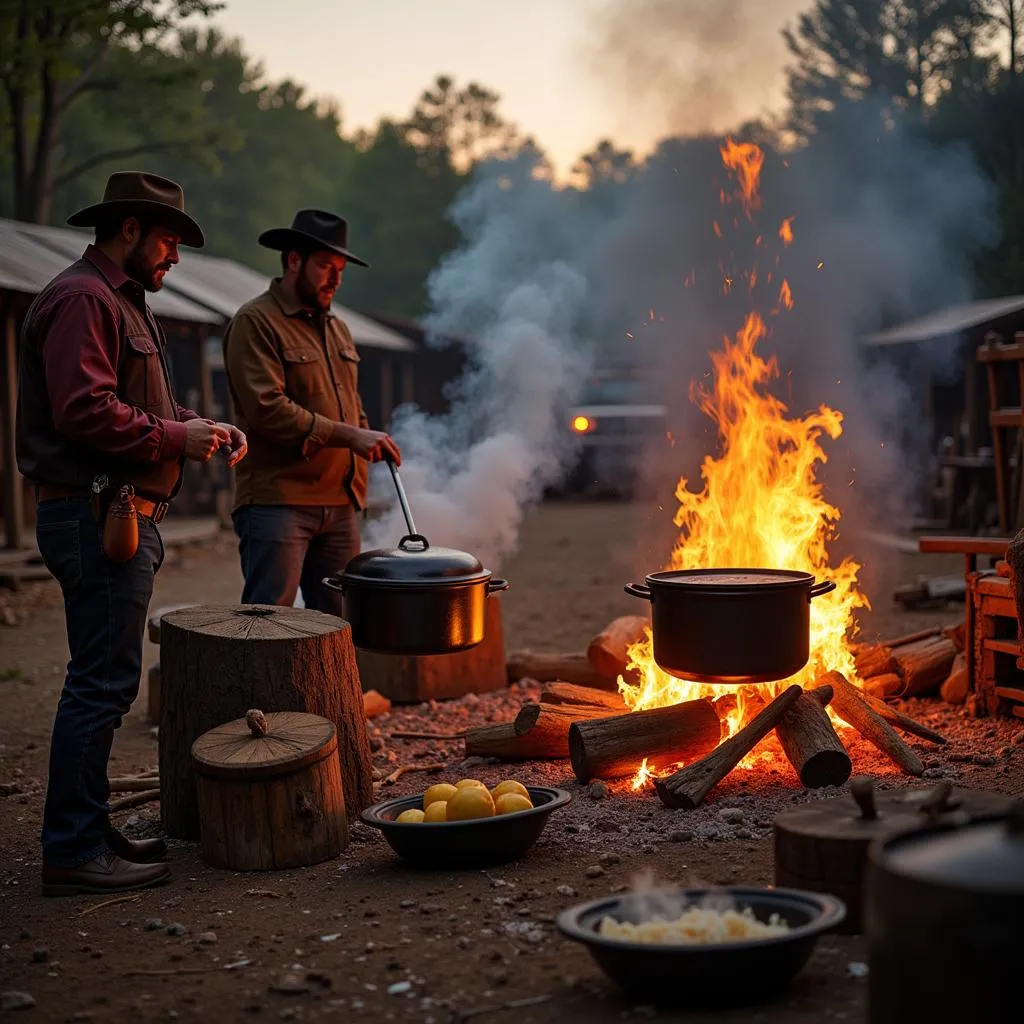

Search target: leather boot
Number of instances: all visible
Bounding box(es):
[42,851,170,896]
[103,820,167,864]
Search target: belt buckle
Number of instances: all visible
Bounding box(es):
[152,502,169,525]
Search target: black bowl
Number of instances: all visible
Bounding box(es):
[361,786,571,867]
[557,886,846,1007]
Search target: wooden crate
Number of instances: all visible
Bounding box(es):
[355,595,506,703]
[968,572,1024,719]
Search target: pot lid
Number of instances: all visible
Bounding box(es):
[340,533,488,585]
[875,800,1024,894]
[648,568,814,588]
[191,709,337,780]
[774,776,1014,845]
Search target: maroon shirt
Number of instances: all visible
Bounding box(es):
[16,245,200,498]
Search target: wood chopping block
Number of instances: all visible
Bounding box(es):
[773,775,1012,933]
[191,709,348,871]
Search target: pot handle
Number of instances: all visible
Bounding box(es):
[321,576,344,593]
[487,578,511,593]
[808,579,837,600]
[624,582,652,601]
[398,533,430,552]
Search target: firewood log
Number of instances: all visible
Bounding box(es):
[853,643,899,681]
[539,682,627,713]
[506,650,615,689]
[655,685,803,809]
[512,700,621,758]
[862,673,902,699]
[892,635,956,697]
[586,615,649,683]
[817,671,923,776]
[463,722,569,760]
[568,699,721,782]
[858,690,947,745]
[775,684,851,788]
[940,653,969,705]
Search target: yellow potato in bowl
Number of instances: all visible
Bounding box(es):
[491,780,531,802]
[446,786,495,820]
[423,783,457,809]
[455,778,487,791]
[396,808,425,823]
[423,800,448,822]
[494,793,533,816]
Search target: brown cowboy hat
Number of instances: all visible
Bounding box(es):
[258,209,369,268]
[66,171,205,248]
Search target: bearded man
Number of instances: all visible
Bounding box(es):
[16,171,247,894]
[222,210,400,613]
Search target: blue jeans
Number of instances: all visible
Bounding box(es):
[232,505,360,616]
[36,497,164,867]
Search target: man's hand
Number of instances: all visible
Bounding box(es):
[215,422,248,468]
[344,425,401,464]
[183,418,231,462]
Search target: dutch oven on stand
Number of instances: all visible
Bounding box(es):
[865,800,1024,1024]
[322,461,509,656]
[624,568,836,683]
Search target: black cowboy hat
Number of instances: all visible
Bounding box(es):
[258,209,369,268]
[66,171,205,248]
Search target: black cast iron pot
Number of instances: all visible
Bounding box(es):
[865,802,1024,1024]
[322,533,509,655]
[322,461,509,656]
[624,568,836,683]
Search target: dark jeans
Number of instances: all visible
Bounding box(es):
[36,497,164,867]
[232,504,360,616]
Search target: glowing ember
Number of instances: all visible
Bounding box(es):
[620,139,868,785]
[779,217,795,246]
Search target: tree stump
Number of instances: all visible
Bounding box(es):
[192,710,347,871]
[159,605,372,840]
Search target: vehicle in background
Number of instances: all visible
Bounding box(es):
[560,369,667,497]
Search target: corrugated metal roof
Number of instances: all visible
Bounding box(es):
[0,219,222,324]
[862,296,1024,346]
[8,218,412,351]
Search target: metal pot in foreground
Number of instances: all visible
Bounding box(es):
[624,568,836,683]
[322,461,509,655]
[865,801,1024,1024]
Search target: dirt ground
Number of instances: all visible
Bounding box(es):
[1,500,1022,1023]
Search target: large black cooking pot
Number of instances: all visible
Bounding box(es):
[865,801,1024,1024]
[624,568,836,683]
[322,462,509,656]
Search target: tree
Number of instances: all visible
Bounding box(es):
[572,139,637,190]
[402,75,520,173]
[0,0,221,222]
[977,0,1024,80]
[783,0,984,139]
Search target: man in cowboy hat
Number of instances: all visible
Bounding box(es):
[222,209,400,613]
[16,171,248,895]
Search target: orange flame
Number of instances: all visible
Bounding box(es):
[720,138,764,215]
[779,279,793,310]
[779,217,795,245]
[620,142,868,779]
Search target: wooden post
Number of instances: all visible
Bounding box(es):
[1,301,24,550]
[159,605,372,840]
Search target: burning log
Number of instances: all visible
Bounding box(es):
[738,689,767,729]
[892,635,957,697]
[862,673,902,699]
[858,690,947,745]
[817,671,923,776]
[853,643,899,681]
[655,685,802,810]
[586,615,649,683]
[506,650,614,690]
[568,699,721,782]
[775,684,851,789]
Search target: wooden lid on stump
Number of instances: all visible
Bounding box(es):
[191,709,337,781]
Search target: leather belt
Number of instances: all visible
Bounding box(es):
[36,484,169,524]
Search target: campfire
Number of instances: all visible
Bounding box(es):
[463,139,954,804]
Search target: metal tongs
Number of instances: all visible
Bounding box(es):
[386,458,425,547]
